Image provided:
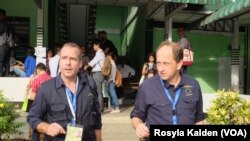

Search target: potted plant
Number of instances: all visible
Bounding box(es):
[0,90,24,140]
[206,90,250,125]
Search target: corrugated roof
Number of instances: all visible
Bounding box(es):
[200,0,250,26]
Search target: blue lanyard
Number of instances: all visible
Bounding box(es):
[65,77,79,126]
[161,80,181,125]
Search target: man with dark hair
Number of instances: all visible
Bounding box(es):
[84,38,105,112]
[0,8,8,76]
[177,26,191,74]
[98,30,118,56]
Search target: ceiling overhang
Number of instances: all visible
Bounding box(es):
[200,0,250,26]
[147,1,213,25]
[148,0,250,30]
[57,0,250,28]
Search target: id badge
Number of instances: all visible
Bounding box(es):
[65,124,83,141]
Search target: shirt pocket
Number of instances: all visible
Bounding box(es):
[48,104,68,127]
[153,101,172,116]
[182,98,197,115]
[183,98,196,108]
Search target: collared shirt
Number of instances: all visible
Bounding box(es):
[31,73,52,93]
[89,49,105,72]
[130,74,205,125]
[179,36,191,49]
[49,54,60,77]
[24,55,36,77]
[27,74,102,141]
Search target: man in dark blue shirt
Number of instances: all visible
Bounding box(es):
[130,41,205,140]
[28,43,102,141]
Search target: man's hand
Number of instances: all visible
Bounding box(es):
[135,123,149,139]
[45,123,66,137]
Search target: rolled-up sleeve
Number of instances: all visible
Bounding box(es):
[130,86,147,122]
[27,85,47,130]
[195,82,206,122]
[89,51,104,68]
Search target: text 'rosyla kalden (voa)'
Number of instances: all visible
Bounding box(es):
[154,128,218,138]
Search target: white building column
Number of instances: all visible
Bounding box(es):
[231,17,240,92]
[165,18,172,41]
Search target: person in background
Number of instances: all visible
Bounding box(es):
[84,38,105,112]
[106,52,120,113]
[139,52,157,85]
[27,63,51,141]
[116,57,135,79]
[28,42,102,141]
[0,8,9,76]
[116,57,136,99]
[79,45,90,75]
[26,71,37,141]
[28,63,51,100]
[46,49,54,75]
[8,50,17,76]
[49,42,62,77]
[98,30,118,56]
[177,26,191,74]
[13,47,36,77]
[131,41,205,140]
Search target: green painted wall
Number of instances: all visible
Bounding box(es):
[0,0,48,47]
[153,28,165,51]
[120,7,147,79]
[96,6,123,54]
[184,32,231,93]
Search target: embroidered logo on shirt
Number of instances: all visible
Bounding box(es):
[183,85,193,96]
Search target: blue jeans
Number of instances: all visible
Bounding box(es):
[108,81,119,109]
[13,67,26,77]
